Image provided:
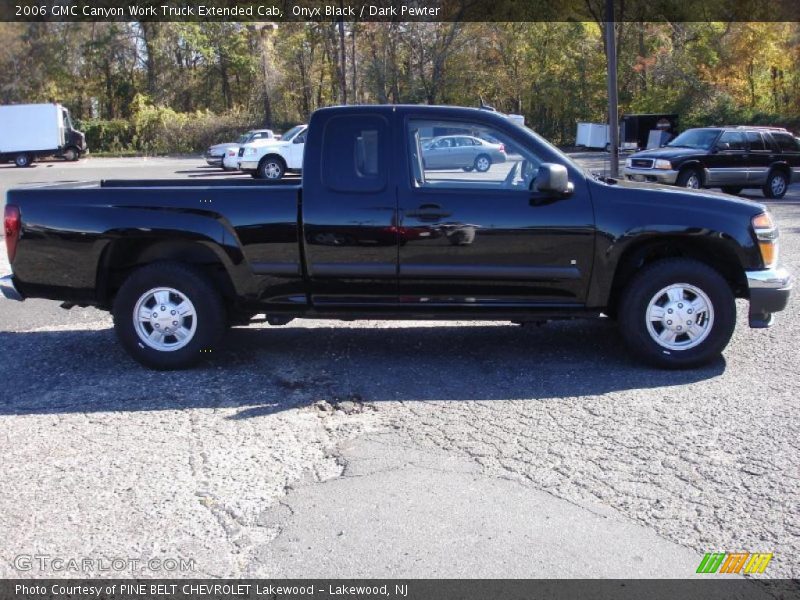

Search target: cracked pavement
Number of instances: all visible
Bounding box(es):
[0,157,797,579]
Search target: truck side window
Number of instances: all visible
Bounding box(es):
[746,131,767,152]
[322,115,387,193]
[772,132,800,153]
[718,131,746,151]
[407,118,541,190]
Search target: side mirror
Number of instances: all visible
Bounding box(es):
[715,142,730,151]
[535,163,572,195]
[294,136,305,144]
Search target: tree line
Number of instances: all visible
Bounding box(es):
[0,21,797,151]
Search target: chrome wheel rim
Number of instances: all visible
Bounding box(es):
[264,162,282,179]
[685,174,700,189]
[771,175,786,196]
[645,283,714,351]
[476,157,490,171]
[133,287,197,352]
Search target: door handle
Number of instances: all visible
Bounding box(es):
[408,203,451,221]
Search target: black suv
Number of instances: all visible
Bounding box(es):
[623,126,800,198]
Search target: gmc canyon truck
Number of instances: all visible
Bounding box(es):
[1,105,793,370]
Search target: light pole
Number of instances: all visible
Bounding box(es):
[605,0,619,177]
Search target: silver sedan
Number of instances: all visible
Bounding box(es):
[422,135,507,172]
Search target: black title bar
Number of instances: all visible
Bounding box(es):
[2,0,800,22]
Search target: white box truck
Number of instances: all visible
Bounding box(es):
[0,103,87,167]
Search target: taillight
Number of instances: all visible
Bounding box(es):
[4,204,20,263]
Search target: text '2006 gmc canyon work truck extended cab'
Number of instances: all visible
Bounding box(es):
[1,105,793,369]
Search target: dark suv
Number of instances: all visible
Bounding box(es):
[623,126,800,198]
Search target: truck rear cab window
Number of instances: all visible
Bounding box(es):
[322,115,387,193]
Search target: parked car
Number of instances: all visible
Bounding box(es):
[623,126,800,198]
[1,105,792,370]
[239,124,307,179]
[422,135,507,172]
[204,129,275,168]
[222,126,297,171]
[0,103,86,167]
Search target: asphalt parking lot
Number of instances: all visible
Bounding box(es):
[0,156,798,580]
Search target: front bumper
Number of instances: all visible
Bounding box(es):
[0,274,24,301]
[205,155,223,166]
[623,167,679,185]
[747,266,792,328]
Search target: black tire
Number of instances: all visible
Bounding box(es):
[676,168,702,189]
[763,170,788,199]
[257,155,286,180]
[474,154,492,173]
[721,186,743,195]
[62,147,79,162]
[14,153,31,168]
[112,262,226,370]
[618,258,736,369]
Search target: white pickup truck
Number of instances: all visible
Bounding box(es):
[238,124,307,179]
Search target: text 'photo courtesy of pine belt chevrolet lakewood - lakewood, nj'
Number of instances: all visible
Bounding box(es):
[1,105,794,370]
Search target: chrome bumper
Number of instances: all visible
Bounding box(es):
[0,274,24,301]
[746,266,792,328]
[623,167,679,185]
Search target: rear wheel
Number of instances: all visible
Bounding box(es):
[676,168,702,189]
[14,153,31,168]
[721,186,743,195]
[113,262,226,370]
[618,258,735,369]
[257,156,286,180]
[763,170,788,199]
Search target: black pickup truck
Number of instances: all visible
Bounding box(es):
[1,105,793,369]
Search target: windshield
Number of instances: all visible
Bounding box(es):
[667,129,720,150]
[62,109,74,131]
[237,134,251,144]
[281,125,305,142]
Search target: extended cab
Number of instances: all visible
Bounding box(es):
[1,105,793,370]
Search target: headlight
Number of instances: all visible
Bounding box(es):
[654,159,672,170]
[625,158,633,168]
[244,147,258,156]
[753,212,779,268]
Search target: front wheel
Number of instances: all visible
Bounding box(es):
[618,258,735,369]
[62,147,79,162]
[113,262,226,370]
[257,156,286,180]
[676,168,702,189]
[763,170,788,199]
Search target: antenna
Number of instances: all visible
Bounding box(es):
[479,96,496,112]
